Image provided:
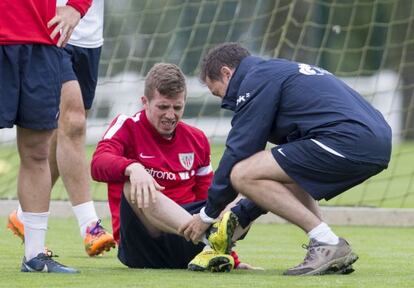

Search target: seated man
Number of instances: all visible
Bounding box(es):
[91,63,257,271]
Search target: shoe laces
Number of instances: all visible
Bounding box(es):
[298,240,319,266]
[37,253,64,266]
[88,219,106,236]
[44,248,58,258]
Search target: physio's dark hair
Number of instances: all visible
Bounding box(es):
[145,63,186,100]
[200,42,250,82]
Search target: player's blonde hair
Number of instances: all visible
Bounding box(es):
[145,63,186,100]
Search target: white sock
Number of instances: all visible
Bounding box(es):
[202,244,212,251]
[22,211,49,261]
[17,204,24,222]
[72,201,99,238]
[307,222,339,245]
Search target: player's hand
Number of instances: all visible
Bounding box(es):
[125,163,164,208]
[48,5,81,47]
[179,214,210,244]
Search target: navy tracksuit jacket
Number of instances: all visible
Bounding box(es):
[205,56,392,221]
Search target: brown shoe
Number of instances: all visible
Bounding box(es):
[284,238,359,276]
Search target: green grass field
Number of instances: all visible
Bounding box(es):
[1,142,414,208]
[0,218,413,288]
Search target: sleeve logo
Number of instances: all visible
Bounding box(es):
[236,92,251,106]
[298,63,331,76]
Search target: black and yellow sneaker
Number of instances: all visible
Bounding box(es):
[206,211,238,255]
[188,250,234,272]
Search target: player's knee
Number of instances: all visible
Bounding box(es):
[60,110,86,138]
[19,144,50,164]
[230,161,249,190]
[17,130,53,168]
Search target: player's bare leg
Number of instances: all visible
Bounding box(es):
[122,182,235,272]
[124,182,254,270]
[9,81,113,256]
[52,80,89,205]
[230,150,321,232]
[17,127,53,260]
[123,181,250,241]
[230,150,357,275]
[17,127,79,273]
[123,182,194,236]
[51,80,115,256]
[285,183,323,220]
[17,127,52,214]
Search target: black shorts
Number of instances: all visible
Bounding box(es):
[272,139,387,201]
[0,45,62,130]
[61,44,101,110]
[118,193,205,269]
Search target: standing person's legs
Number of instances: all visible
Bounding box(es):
[17,128,53,212]
[52,80,89,205]
[9,45,114,257]
[4,44,79,273]
[49,46,115,256]
[17,126,78,273]
[14,44,61,267]
[52,44,100,207]
[17,127,53,260]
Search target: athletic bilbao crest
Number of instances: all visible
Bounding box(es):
[179,153,194,170]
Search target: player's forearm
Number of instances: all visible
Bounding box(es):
[91,153,135,183]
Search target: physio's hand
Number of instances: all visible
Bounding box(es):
[179,214,210,244]
[48,6,81,47]
[125,163,164,208]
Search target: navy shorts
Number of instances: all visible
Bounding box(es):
[0,45,62,130]
[118,193,205,269]
[61,44,101,109]
[272,139,387,201]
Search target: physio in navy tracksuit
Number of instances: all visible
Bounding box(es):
[181,42,391,276]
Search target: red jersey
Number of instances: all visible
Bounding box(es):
[91,110,213,242]
[0,0,91,45]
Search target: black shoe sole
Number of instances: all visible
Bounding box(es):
[209,256,233,272]
[188,256,233,273]
[324,252,358,275]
